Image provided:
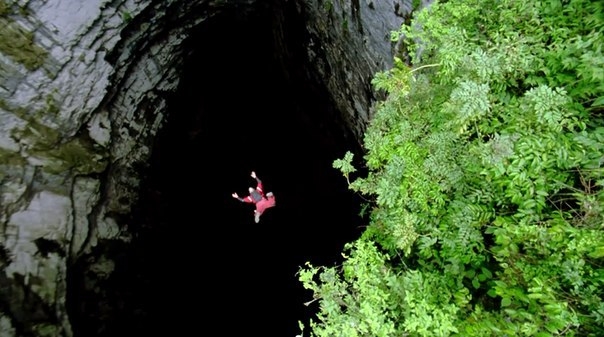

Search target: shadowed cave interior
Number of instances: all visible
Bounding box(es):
[71,6,368,337]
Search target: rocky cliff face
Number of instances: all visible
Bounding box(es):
[0,0,411,335]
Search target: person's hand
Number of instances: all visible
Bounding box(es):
[251,171,256,179]
[232,193,239,198]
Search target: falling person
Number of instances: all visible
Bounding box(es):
[232,171,276,223]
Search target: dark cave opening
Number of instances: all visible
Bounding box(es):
[74,5,367,337]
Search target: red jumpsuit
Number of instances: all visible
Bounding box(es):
[239,178,276,216]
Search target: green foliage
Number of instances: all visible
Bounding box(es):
[298,239,398,337]
[121,10,132,23]
[320,0,335,18]
[411,0,422,11]
[300,0,604,336]
[333,151,356,185]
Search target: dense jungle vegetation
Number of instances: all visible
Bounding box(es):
[298,0,604,336]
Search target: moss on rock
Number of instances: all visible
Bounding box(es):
[11,117,108,175]
[0,0,9,17]
[0,148,26,166]
[0,12,48,71]
[40,137,109,175]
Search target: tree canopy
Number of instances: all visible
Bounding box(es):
[298,0,604,336]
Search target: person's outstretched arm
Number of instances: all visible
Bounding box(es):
[251,171,263,193]
[232,192,253,203]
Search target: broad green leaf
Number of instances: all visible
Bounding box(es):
[501,298,512,307]
[591,96,604,107]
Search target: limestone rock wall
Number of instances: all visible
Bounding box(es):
[272,0,411,146]
[0,0,411,335]
[0,1,215,335]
